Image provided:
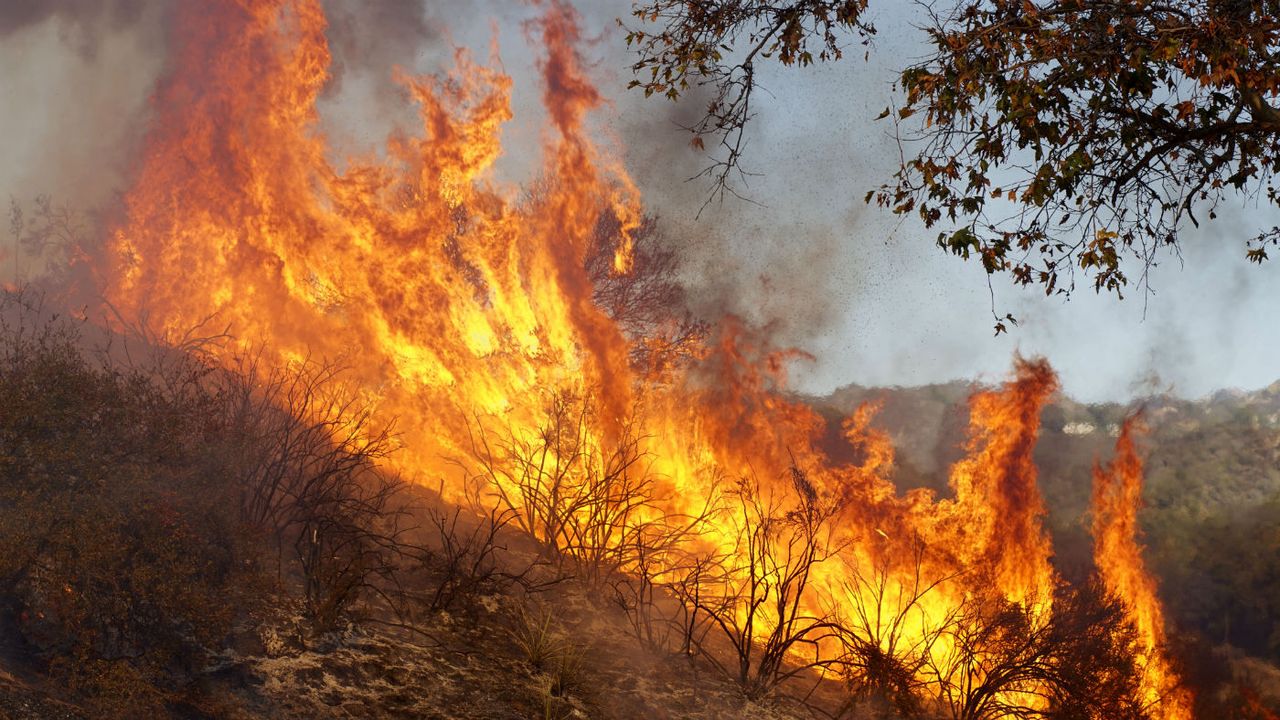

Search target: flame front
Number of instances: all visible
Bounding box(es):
[1093,417,1195,718]
[937,357,1057,606]
[108,0,638,475]
[99,1,1192,716]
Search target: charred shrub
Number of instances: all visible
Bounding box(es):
[0,301,413,709]
[398,493,548,620]
[922,580,1149,720]
[212,356,405,632]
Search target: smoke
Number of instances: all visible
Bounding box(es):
[0,3,165,225]
[314,1,451,163]
[0,0,156,57]
[590,8,882,356]
[0,0,442,294]
[0,0,144,31]
[0,0,451,214]
[319,0,447,113]
[324,0,437,86]
[6,0,1279,403]
[0,0,439,65]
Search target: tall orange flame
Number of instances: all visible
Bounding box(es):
[1094,416,1195,719]
[939,357,1058,606]
[95,0,1192,715]
[108,0,638,479]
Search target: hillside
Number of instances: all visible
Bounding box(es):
[811,381,1280,666]
[1,296,1276,718]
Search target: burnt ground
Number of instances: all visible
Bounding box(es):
[3,550,1278,719]
[0,672,86,720]
[0,578,829,720]
[195,586,822,720]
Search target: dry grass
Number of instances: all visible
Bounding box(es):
[509,604,563,672]
[508,602,595,718]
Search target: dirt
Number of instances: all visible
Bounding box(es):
[177,585,816,720]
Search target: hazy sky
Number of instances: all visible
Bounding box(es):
[3,0,1279,402]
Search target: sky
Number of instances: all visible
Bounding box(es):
[2,0,1279,403]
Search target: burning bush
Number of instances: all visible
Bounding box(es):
[0,0,1253,716]
[922,582,1149,720]
[676,469,846,701]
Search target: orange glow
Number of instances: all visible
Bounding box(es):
[1093,416,1195,719]
[98,1,1192,715]
[937,357,1058,607]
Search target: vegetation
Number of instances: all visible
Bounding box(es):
[922,583,1147,720]
[0,208,1275,717]
[0,297,266,713]
[878,0,1280,328]
[8,1,1279,716]
[816,380,1280,718]
[623,1,875,202]
[628,1,1280,327]
[0,293,451,712]
[828,542,954,716]
[2,289,1279,717]
[679,471,846,701]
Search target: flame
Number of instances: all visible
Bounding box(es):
[1093,416,1194,718]
[938,356,1058,607]
[107,0,637,478]
[96,0,1192,715]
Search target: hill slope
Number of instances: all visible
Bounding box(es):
[811,381,1280,665]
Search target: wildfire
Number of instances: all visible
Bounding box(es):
[1094,417,1195,718]
[938,357,1058,607]
[98,0,1193,716]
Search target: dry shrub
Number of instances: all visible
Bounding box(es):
[209,354,407,630]
[677,470,846,701]
[508,603,591,717]
[509,604,564,671]
[466,390,664,585]
[827,542,958,718]
[0,299,266,709]
[399,491,550,620]
[0,294,417,709]
[921,581,1148,720]
[585,213,707,376]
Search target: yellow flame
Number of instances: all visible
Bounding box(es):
[99,2,1190,715]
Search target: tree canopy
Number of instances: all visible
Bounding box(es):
[624,1,875,201]
[626,1,1280,330]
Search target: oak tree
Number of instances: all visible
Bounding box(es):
[624,1,875,202]
[627,1,1280,328]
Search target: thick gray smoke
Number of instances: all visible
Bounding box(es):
[0,3,165,218]
[0,0,446,213]
[0,0,152,49]
[0,0,142,29]
[325,0,437,90]
[0,0,435,62]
